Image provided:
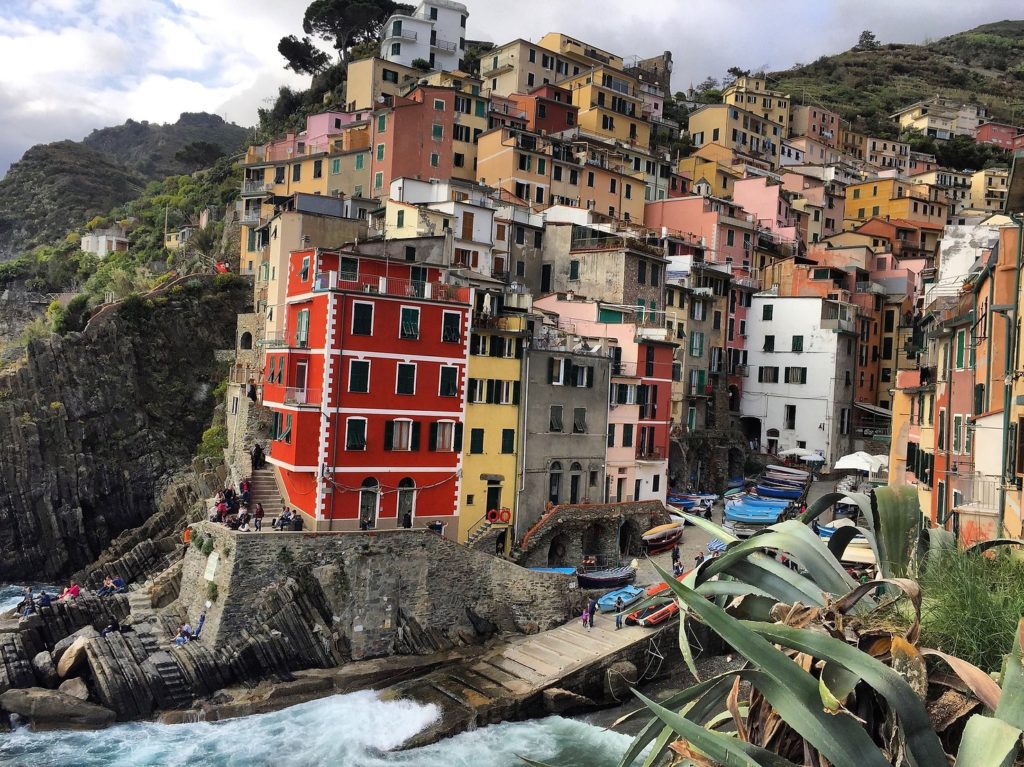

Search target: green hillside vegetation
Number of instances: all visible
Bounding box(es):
[770,20,1024,139]
[0,113,248,260]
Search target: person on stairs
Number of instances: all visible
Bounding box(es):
[253,503,265,532]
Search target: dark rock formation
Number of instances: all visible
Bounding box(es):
[0,687,115,730]
[0,276,247,580]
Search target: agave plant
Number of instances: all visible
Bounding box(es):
[523,487,1024,766]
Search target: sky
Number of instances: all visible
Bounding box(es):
[1,0,1021,176]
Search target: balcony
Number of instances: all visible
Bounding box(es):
[482,62,514,78]
[312,271,471,304]
[242,180,274,197]
[283,387,322,407]
[385,29,418,41]
[240,211,264,227]
[260,332,289,349]
[431,37,457,53]
[855,281,886,295]
[952,475,1000,513]
[636,447,665,462]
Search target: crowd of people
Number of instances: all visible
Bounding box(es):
[210,479,300,532]
[13,575,125,618]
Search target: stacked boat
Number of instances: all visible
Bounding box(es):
[625,573,689,627]
[641,521,684,553]
[756,464,811,499]
[722,464,811,537]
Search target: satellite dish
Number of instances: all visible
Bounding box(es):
[376,96,386,104]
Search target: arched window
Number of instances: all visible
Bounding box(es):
[569,462,583,504]
[398,477,416,528]
[548,461,563,505]
[359,477,379,529]
[239,331,253,350]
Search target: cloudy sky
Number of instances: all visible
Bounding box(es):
[1,0,1021,176]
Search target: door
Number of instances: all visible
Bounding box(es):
[634,478,642,502]
[410,266,427,298]
[486,482,502,519]
[294,361,308,403]
[541,264,552,293]
[570,474,581,504]
[616,477,625,503]
[397,478,416,528]
[359,481,378,529]
[461,211,475,241]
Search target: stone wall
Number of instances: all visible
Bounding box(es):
[515,501,670,569]
[179,524,579,660]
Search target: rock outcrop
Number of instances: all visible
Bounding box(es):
[0,275,247,581]
[0,687,115,730]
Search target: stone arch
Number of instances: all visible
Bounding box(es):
[582,522,604,557]
[239,331,253,350]
[547,533,569,567]
[618,519,642,558]
[548,461,563,506]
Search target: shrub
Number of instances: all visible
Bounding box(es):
[206,582,218,602]
[197,424,227,459]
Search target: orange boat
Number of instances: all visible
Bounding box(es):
[625,572,689,627]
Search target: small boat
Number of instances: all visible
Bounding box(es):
[666,495,697,509]
[529,567,577,575]
[756,484,803,500]
[642,522,684,553]
[596,584,645,613]
[625,572,689,627]
[766,464,810,477]
[576,566,636,589]
[727,494,789,507]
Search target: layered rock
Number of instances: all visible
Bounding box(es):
[0,275,247,581]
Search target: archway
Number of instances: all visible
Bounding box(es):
[397,477,415,528]
[359,477,379,529]
[569,462,583,504]
[547,533,569,567]
[766,428,779,455]
[618,519,641,558]
[239,331,253,350]
[548,461,563,506]
[582,522,603,558]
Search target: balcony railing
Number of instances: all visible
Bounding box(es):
[636,447,665,462]
[312,271,471,303]
[240,211,264,227]
[431,37,457,52]
[855,281,886,295]
[283,387,322,407]
[952,475,1000,513]
[260,332,289,348]
[242,180,274,196]
[387,29,418,40]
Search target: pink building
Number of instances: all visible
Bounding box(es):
[790,105,839,148]
[781,171,845,240]
[975,121,1021,151]
[731,177,800,245]
[645,196,756,267]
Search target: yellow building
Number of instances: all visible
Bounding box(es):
[344,57,419,111]
[721,75,790,136]
[459,306,528,551]
[970,167,1009,213]
[378,198,454,238]
[677,144,742,198]
[838,125,867,161]
[687,103,783,169]
[559,65,651,148]
[844,178,947,228]
[865,136,910,172]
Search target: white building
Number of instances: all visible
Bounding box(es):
[80,226,128,258]
[380,0,468,73]
[740,294,857,465]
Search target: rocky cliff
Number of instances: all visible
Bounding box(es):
[0,275,248,581]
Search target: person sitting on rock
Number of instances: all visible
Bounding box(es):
[16,587,34,617]
[35,591,53,609]
[59,582,80,602]
[110,576,125,594]
[96,577,115,597]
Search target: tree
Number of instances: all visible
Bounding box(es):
[855,30,880,51]
[277,35,331,75]
[174,141,225,172]
[726,66,749,80]
[294,0,401,67]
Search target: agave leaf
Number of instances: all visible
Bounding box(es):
[873,485,923,578]
[995,617,1024,729]
[967,538,1024,555]
[920,648,1001,711]
[922,524,956,560]
[670,508,739,542]
[800,492,874,526]
[640,725,675,767]
[676,565,702,679]
[746,621,949,767]
[726,556,829,606]
[820,661,860,708]
[697,520,858,598]
[655,564,891,767]
[632,688,801,767]
[954,714,1021,767]
[834,578,922,643]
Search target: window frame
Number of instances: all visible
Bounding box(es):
[348,359,370,393]
[396,362,417,395]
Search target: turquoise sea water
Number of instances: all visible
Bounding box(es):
[0,689,636,767]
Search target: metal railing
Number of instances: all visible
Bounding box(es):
[952,475,1000,512]
[283,387,322,406]
[432,37,457,52]
[240,212,263,227]
[313,272,471,303]
[636,447,664,462]
[242,180,274,196]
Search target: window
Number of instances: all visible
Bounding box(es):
[352,302,373,335]
[355,154,364,170]
[938,409,946,450]
[274,166,285,184]
[568,260,580,280]
[690,301,705,321]
[549,405,563,432]
[295,309,310,347]
[840,408,850,436]
[953,415,962,453]
[792,335,804,352]
[651,265,659,287]
[689,331,705,358]
[955,329,965,369]
[385,419,417,451]
[349,360,369,392]
[686,406,697,431]
[346,418,367,450]
[762,304,773,320]
[431,421,456,451]
[391,42,401,56]
[573,407,587,433]
[400,307,420,339]
[763,335,775,352]
[374,172,383,189]
[439,366,458,396]
[784,404,796,430]
[638,261,647,284]
[758,366,779,383]
[396,209,405,228]
[549,357,568,385]
[501,429,515,454]
[469,428,484,454]
[785,367,807,384]
[607,424,615,447]
[292,164,301,182]
[431,123,444,140]
[376,143,385,161]
[622,423,634,447]
[396,363,416,395]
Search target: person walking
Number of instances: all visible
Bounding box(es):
[581,606,590,631]
[587,597,597,630]
[671,544,680,567]
[253,503,264,532]
[614,597,624,630]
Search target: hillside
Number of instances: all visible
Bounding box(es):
[0,113,247,260]
[769,20,1024,138]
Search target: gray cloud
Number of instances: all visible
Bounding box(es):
[2,0,1021,177]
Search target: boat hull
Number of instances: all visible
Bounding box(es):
[577,567,637,589]
[596,585,645,612]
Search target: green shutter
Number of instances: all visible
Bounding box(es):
[955,331,965,368]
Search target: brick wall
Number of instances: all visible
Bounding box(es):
[179,524,579,660]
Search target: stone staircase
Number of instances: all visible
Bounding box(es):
[249,467,285,523]
[464,520,510,551]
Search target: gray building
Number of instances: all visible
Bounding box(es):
[518,333,611,536]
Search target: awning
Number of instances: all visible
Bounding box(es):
[854,402,893,419]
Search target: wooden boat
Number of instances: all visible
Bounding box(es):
[756,483,803,500]
[596,584,645,613]
[766,464,810,477]
[576,566,636,589]
[625,572,689,627]
[528,566,577,575]
[666,495,697,509]
[641,522,684,553]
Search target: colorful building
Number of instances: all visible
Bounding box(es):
[380,0,469,73]
[844,178,947,230]
[722,75,790,137]
[687,104,783,169]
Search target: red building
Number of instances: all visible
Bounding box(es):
[975,121,1021,151]
[510,84,579,134]
[262,247,473,533]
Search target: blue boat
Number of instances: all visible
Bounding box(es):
[529,567,577,575]
[666,495,697,509]
[729,495,789,507]
[596,584,645,613]
[756,484,803,500]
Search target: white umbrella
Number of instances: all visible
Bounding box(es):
[778,447,812,457]
[801,454,825,463]
[834,451,883,473]
[872,454,890,469]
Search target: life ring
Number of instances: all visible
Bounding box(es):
[498,508,511,523]
[487,508,499,523]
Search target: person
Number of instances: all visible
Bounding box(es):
[251,443,265,471]
[193,612,206,640]
[274,508,294,531]
[111,576,125,593]
[100,618,121,637]
[614,597,624,630]
[247,378,258,403]
[59,582,80,602]
[694,551,706,567]
[671,545,680,565]
[36,591,52,609]
[16,587,34,617]
[428,520,445,535]
[253,503,264,532]
[402,510,413,529]
[587,598,597,629]
[173,626,189,646]
[672,560,683,577]
[581,607,590,631]
[96,577,115,597]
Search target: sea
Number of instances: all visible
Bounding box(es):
[0,585,640,767]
